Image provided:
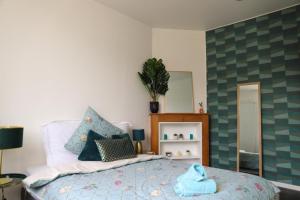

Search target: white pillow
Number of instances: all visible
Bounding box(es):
[112,121,131,134]
[42,120,131,167]
[42,120,80,167]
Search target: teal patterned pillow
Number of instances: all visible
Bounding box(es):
[65,107,123,155]
[95,138,136,162]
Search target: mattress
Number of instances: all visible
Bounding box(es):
[24,156,279,200]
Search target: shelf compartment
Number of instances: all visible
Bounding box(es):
[159,122,202,141]
[160,140,201,162]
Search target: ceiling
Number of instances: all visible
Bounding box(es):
[95,0,300,30]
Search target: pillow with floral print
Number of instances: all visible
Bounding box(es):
[65,106,123,155]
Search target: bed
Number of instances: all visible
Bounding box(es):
[23,120,279,200]
[23,155,279,200]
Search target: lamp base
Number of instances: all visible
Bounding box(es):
[0,177,12,185]
[135,141,143,154]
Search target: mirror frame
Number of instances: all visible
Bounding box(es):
[164,71,195,113]
[237,82,262,177]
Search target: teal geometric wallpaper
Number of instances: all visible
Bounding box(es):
[206,5,300,185]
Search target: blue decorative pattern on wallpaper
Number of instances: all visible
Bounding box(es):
[206,5,300,185]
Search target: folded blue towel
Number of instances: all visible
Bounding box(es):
[174,178,217,197]
[177,163,207,182]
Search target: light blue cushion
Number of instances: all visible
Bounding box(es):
[65,107,123,155]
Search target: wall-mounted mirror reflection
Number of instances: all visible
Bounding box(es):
[164,71,194,113]
[237,83,262,176]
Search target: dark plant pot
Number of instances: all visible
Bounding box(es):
[150,101,159,113]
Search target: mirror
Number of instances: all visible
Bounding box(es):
[237,82,262,176]
[165,71,194,113]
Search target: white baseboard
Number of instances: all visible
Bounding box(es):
[271,181,300,191]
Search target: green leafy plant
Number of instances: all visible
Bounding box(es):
[138,58,170,102]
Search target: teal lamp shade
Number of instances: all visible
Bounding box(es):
[0,127,23,149]
[132,129,145,141]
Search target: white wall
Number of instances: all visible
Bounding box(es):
[0,0,152,175]
[0,2,208,199]
[152,28,207,112]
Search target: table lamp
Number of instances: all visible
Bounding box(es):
[132,129,145,154]
[0,126,23,185]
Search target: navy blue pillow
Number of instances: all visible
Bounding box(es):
[112,133,131,140]
[78,130,105,161]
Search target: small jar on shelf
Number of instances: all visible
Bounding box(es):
[163,133,168,140]
[185,150,192,156]
[178,134,184,140]
[165,152,172,157]
[189,132,194,140]
[172,133,178,140]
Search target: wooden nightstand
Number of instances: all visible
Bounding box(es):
[0,173,26,200]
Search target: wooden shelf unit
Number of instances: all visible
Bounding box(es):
[150,113,209,166]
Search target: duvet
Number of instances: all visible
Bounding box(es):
[24,155,279,200]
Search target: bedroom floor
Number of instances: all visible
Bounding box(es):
[279,187,300,200]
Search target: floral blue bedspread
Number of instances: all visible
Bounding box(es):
[27,159,279,200]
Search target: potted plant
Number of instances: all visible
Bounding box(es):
[198,102,204,113]
[138,58,170,113]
